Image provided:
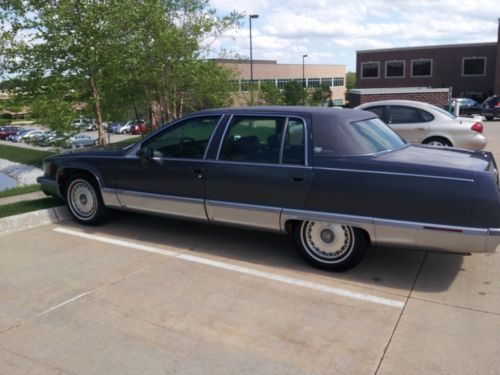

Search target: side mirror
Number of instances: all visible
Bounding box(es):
[137,145,153,159]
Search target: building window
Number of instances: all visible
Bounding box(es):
[385,60,405,78]
[277,79,291,89]
[321,78,333,86]
[361,62,380,79]
[411,59,432,77]
[462,57,486,76]
[333,99,343,106]
[333,77,344,86]
[308,78,320,87]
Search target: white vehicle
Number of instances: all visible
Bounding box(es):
[355,100,487,150]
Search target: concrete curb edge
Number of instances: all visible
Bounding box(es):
[0,206,71,236]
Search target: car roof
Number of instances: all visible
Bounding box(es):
[357,99,437,108]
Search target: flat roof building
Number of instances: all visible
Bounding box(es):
[214,59,346,106]
[355,19,500,101]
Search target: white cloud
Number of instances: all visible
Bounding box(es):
[208,0,500,70]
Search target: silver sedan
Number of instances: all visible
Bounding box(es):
[355,100,487,150]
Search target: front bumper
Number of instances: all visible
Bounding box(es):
[37,176,61,199]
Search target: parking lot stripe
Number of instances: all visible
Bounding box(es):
[53,227,405,309]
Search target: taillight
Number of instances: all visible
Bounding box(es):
[471,122,483,133]
[495,102,500,107]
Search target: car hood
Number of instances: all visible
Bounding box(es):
[374,145,492,172]
[54,144,128,158]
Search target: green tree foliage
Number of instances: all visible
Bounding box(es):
[283,81,307,106]
[258,81,283,105]
[309,83,332,106]
[0,0,241,143]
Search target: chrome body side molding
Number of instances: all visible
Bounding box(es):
[98,188,500,254]
[113,189,207,220]
[282,209,498,254]
[101,188,122,208]
[206,200,282,231]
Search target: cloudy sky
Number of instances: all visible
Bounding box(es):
[207,0,499,71]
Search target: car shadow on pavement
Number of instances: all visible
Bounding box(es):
[60,211,464,294]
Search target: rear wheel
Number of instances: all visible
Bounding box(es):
[485,115,494,121]
[423,137,452,147]
[293,221,368,271]
[66,174,107,225]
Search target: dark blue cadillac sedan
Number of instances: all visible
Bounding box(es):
[38,107,500,271]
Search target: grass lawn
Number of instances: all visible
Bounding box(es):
[0,197,62,218]
[0,144,54,168]
[0,184,40,198]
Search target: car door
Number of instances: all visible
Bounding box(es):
[109,115,222,220]
[387,105,431,143]
[204,115,313,231]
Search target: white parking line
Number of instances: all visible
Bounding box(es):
[53,227,405,309]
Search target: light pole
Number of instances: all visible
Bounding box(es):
[249,14,259,105]
[302,54,308,105]
[302,54,308,87]
[249,14,259,84]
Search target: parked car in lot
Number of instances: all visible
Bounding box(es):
[356,100,486,150]
[481,95,500,120]
[113,120,135,134]
[130,121,147,135]
[451,98,482,116]
[0,126,24,140]
[66,133,98,149]
[38,107,500,271]
[9,128,35,142]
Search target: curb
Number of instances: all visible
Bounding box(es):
[0,206,71,236]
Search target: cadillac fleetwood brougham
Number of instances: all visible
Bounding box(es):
[37,107,500,271]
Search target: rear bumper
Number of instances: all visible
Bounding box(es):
[37,176,61,199]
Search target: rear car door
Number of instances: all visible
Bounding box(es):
[387,105,431,143]
[205,115,313,231]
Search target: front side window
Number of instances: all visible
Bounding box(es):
[411,59,432,77]
[145,116,220,159]
[361,62,380,78]
[362,106,385,120]
[385,61,405,78]
[463,57,486,76]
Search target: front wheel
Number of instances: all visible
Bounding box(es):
[66,175,107,225]
[293,221,368,271]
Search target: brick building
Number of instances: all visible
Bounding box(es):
[355,19,500,101]
[214,59,346,105]
[349,87,450,108]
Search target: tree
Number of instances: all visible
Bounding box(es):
[345,71,356,103]
[283,81,307,106]
[0,0,241,143]
[309,83,332,106]
[258,81,283,105]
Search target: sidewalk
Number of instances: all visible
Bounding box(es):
[0,191,47,206]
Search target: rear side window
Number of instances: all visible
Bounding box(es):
[220,116,306,165]
[389,106,426,124]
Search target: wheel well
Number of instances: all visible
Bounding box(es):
[284,219,371,245]
[58,169,99,200]
[422,136,453,146]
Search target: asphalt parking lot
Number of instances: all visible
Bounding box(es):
[1,120,500,374]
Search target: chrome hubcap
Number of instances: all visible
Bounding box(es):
[69,180,97,220]
[301,221,355,262]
